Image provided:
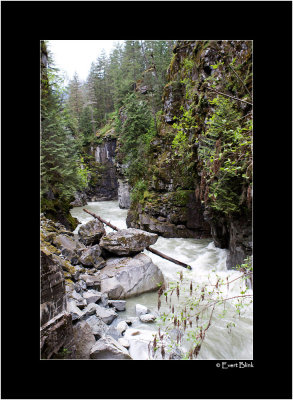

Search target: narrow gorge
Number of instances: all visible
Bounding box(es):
[41,40,253,360]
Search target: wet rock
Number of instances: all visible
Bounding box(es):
[78,219,106,246]
[116,320,128,334]
[99,253,164,299]
[72,320,95,359]
[108,300,126,311]
[90,335,132,359]
[139,313,156,323]
[99,228,158,256]
[135,304,149,317]
[85,315,109,339]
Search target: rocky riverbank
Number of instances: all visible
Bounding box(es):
[40,214,167,359]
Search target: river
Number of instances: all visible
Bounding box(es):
[70,200,253,360]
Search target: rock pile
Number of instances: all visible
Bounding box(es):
[40,214,165,359]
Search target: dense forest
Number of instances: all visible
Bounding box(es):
[41,40,176,227]
[41,40,253,361]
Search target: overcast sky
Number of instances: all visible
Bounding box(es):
[47,40,124,83]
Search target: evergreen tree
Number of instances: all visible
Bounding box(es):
[41,42,84,204]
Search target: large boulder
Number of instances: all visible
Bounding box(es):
[99,253,164,299]
[90,335,132,359]
[99,228,158,256]
[72,320,96,359]
[79,245,105,269]
[78,219,105,246]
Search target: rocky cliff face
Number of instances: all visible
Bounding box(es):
[71,137,119,206]
[126,40,252,268]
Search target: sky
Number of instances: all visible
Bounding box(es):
[47,40,124,83]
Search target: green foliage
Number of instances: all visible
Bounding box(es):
[41,42,85,204]
[120,93,156,185]
[130,179,148,204]
[198,96,252,214]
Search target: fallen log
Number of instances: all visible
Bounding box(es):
[83,208,192,270]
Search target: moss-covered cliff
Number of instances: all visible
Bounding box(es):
[125,40,252,268]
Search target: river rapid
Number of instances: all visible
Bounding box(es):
[71,200,253,360]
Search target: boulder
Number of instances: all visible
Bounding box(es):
[90,335,132,359]
[79,274,100,289]
[139,313,156,323]
[82,303,99,318]
[108,300,126,311]
[118,338,130,348]
[68,290,87,308]
[135,304,149,316]
[78,220,106,246]
[82,290,102,304]
[79,245,105,269]
[124,328,165,360]
[94,304,117,325]
[116,321,128,334]
[52,235,86,265]
[99,228,158,256]
[72,320,96,359]
[99,253,164,299]
[85,315,109,339]
[67,301,83,321]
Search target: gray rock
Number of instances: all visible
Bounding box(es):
[90,335,132,359]
[78,220,106,246]
[99,228,158,256]
[75,280,87,292]
[139,313,156,323]
[124,328,165,360]
[68,290,87,308]
[116,321,128,334]
[118,338,130,348]
[99,293,109,307]
[82,303,99,318]
[72,320,96,359]
[108,300,126,311]
[135,304,149,317]
[118,179,131,209]
[67,301,83,321]
[95,304,117,325]
[99,253,164,299]
[52,235,86,265]
[85,315,108,339]
[79,245,105,269]
[79,274,100,289]
[83,290,102,304]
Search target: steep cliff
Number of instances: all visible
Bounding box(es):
[126,40,252,268]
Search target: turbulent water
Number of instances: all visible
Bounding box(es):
[71,200,253,360]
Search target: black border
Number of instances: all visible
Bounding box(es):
[1,1,292,399]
